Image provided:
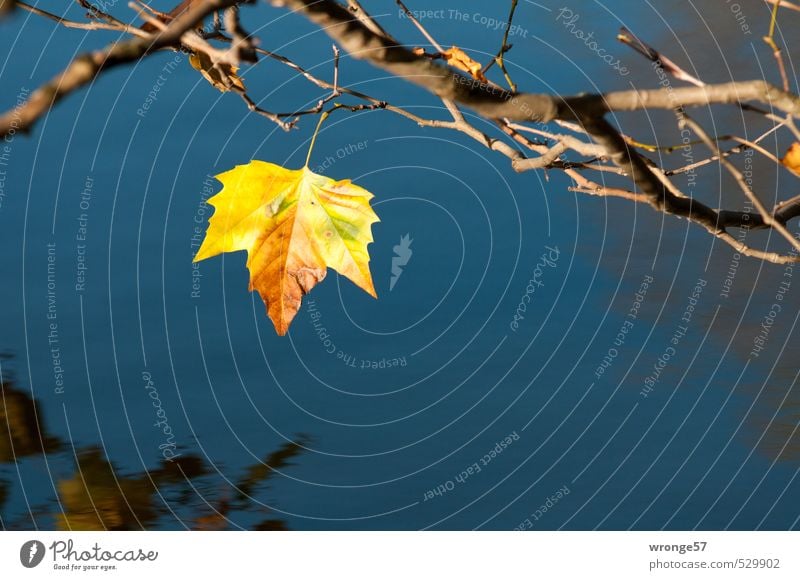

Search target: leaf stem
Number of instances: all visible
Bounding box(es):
[305,110,331,167]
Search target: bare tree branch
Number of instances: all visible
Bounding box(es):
[267,0,800,124]
[5,0,800,264]
[0,0,15,17]
[16,1,150,36]
[263,0,800,263]
[0,0,246,138]
[345,0,394,41]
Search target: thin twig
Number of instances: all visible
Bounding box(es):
[345,0,394,40]
[681,112,800,253]
[482,0,519,91]
[395,0,444,52]
[17,1,151,38]
[666,123,783,175]
[764,0,791,92]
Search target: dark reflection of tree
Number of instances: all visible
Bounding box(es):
[55,449,207,530]
[0,362,63,530]
[54,443,309,531]
[742,361,800,464]
[1,355,308,530]
[56,439,307,531]
[0,479,8,521]
[1,361,63,529]
[194,437,309,531]
[0,371,61,462]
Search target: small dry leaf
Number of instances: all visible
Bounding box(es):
[442,46,487,82]
[782,142,800,175]
[189,51,246,93]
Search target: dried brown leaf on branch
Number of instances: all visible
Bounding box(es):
[442,46,487,83]
[189,50,246,92]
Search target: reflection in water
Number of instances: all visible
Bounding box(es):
[0,370,60,462]
[56,439,307,531]
[0,479,7,518]
[55,448,205,530]
[0,357,307,530]
[743,362,800,464]
[193,440,308,531]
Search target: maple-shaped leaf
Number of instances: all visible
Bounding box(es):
[189,51,246,92]
[442,46,487,83]
[194,161,379,335]
[782,142,800,176]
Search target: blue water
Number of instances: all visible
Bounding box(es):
[1,0,799,530]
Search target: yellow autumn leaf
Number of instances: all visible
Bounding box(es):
[194,161,379,335]
[782,142,800,175]
[189,51,245,92]
[443,46,487,82]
